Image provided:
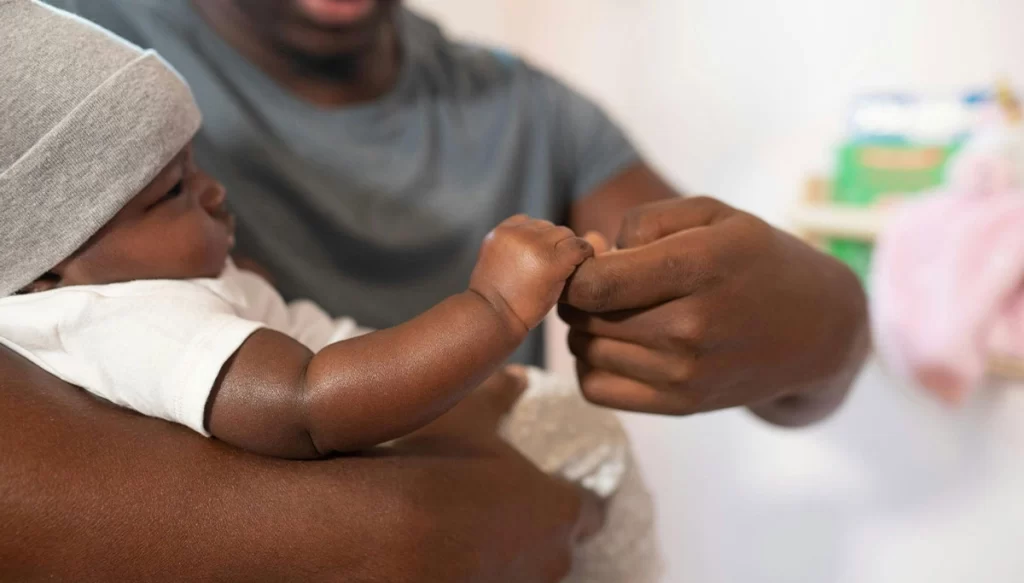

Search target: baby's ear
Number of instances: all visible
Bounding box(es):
[17,272,62,294]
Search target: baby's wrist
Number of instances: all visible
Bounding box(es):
[465,286,529,343]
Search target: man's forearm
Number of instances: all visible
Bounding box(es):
[569,163,678,241]
[0,348,581,583]
[0,347,415,582]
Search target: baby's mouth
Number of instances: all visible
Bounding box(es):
[224,214,237,249]
[212,208,236,249]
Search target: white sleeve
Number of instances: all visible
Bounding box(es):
[228,266,372,352]
[46,284,262,436]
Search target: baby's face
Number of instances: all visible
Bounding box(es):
[53,143,235,287]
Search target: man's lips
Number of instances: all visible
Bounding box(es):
[295,0,377,26]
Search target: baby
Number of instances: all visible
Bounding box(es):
[0,0,595,458]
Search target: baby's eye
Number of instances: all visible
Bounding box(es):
[147,181,184,210]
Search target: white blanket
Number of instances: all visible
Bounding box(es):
[502,368,663,583]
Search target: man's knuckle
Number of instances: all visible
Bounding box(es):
[652,318,683,351]
[579,380,612,407]
[664,361,695,387]
[689,195,720,208]
[670,314,707,344]
[687,314,710,340]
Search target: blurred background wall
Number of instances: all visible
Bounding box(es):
[408,1,1024,581]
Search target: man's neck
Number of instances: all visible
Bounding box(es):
[193,1,401,108]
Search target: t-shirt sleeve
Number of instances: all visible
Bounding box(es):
[52,284,263,436]
[37,0,150,48]
[525,63,641,201]
[282,300,373,350]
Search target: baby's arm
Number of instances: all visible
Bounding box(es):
[207,217,593,458]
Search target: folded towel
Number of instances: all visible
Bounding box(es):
[871,125,1024,404]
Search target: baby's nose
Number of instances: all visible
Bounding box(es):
[199,176,228,213]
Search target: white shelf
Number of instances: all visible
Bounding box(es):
[788,202,885,242]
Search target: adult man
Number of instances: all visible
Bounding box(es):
[45,0,869,424]
[4,0,868,579]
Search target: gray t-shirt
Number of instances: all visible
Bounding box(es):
[43,0,639,364]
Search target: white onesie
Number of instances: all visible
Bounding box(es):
[0,261,367,435]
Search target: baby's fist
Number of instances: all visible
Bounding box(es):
[470,215,594,331]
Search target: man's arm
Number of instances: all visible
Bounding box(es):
[569,163,678,240]
[566,162,869,426]
[526,55,867,425]
[0,348,598,583]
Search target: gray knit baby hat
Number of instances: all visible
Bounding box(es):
[0,0,201,296]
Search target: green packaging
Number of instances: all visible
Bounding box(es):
[828,142,961,281]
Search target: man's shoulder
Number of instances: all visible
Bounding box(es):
[40,0,170,17]
[402,9,538,92]
[38,0,183,46]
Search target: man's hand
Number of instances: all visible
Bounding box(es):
[561,196,869,426]
[393,366,605,582]
[471,215,594,332]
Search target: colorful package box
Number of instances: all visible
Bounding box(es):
[828,91,990,280]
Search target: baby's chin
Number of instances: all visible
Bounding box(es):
[207,251,233,279]
[194,242,233,280]
[199,221,236,278]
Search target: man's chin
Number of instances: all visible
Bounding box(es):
[276,0,394,64]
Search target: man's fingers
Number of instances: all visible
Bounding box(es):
[567,330,694,389]
[559,304,646,344]
[576,364,702,415]
[583,231,611,254]
[616,196,731,249]
[562,232,715,313]
[558,303,708,354]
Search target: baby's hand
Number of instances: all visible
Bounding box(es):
[470,215,594,331]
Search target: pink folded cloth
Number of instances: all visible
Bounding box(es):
[871,137,1024,404]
